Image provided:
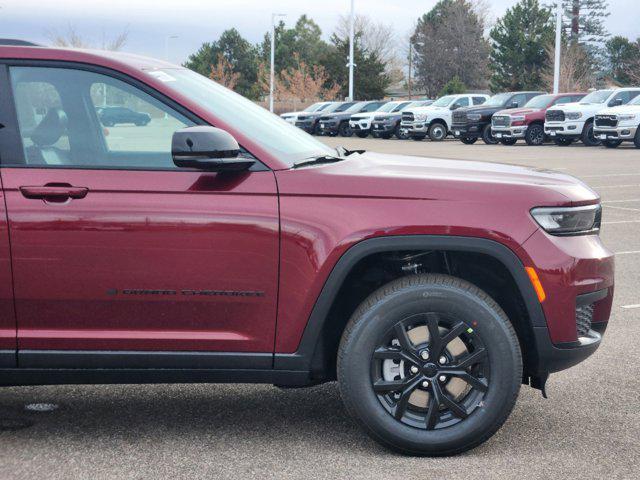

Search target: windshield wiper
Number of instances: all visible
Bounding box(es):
[293,155,344,168]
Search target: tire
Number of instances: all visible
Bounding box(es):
[554,138,573,146]
[338,122,353,137]
[356,131,369,138]
[460,136,477,145]
[499,138,517,146]
[312,122,321,136]
[337,274,522,456]
[411,135,426,141]
[525,124,545,146]
[581,121,601,147]
[481,124,498,145]
[428,122,447,141]
[380,133,392,140]
[634,127,640,148]
[602,139,622,148]
[395,125,409,140]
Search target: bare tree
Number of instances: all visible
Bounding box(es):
[47,24,129,51]
[335,14,400,72]
[542,41,595,90]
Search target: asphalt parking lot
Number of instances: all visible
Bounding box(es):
[1,139,639,479]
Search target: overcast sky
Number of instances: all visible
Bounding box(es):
[1,0,638,63]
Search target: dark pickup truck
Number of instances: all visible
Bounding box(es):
[451,92,545,144]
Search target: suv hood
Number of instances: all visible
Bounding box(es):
[458,104,505,115]
[350,112,379,120]
[409,105,451,115]
[282,152,598,207]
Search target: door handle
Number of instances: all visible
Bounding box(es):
[20,184,89,200]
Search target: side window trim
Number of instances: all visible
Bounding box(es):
[0,59,265,171]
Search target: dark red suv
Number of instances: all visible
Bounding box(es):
[0,44,614,456]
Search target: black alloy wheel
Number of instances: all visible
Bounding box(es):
[371,312,489,430]
[525,124,545,146]
[481,124,498,145]
[581,121,601,147]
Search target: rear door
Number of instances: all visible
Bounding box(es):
[0,63,279,368]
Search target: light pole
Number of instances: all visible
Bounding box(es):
[270,13,287,113]
[553,2,562,94]
[165,34,179,63]
[348,0,355,101]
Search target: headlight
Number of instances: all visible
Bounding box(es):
[617,114,636,121]
[566,112,582,120]
[530,205,601,236]
[510,115,525,122]
[467,113,482,121]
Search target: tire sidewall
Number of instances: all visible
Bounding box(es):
[582,121,601,146]
[428,123,447,141]
[482,124,497,144]
[338,279,521,455]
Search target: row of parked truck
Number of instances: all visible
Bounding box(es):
[281,87,640,148]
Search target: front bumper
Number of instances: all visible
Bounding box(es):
[452,122,483,138]
[295,120,316,133]
[400,120,429,136]
[349,121,371,133]
[519,228,614,374]
[491,125,528,139]
[371,122,395,135]
[594,124,638,141]
[544,121,585,139]
[318,121,339,135]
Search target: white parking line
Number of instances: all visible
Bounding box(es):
[602,198,640,203]
[591,184,640,189]
[581,173,640,178]
[621,304,640,310]
[603,205,640,212]
[615,250,640,255]
[602,220,640,225]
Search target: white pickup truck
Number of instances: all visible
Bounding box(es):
[544,88,640,146]
[593,94,640,148]
[400,94,489,141]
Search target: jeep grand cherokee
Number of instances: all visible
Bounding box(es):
[0,44,614,457]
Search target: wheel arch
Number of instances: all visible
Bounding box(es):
[274,235,546,381]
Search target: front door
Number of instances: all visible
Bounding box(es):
[0,64,279,367]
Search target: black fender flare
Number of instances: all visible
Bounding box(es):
[274,235,547,374]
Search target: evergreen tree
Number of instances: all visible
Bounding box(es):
[490,0,555,91]
[411,0,489,97]
[605,36,640,86]
[184,29,260,99]
[561,0,610,44]
[439,76,467,96]
[321,33,390,100]
[258,15,330,75]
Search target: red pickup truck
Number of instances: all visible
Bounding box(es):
[0,43,614,456]
[491,93,587,145]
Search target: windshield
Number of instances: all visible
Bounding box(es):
[580,90,613,104]
[432,95,456,107]
[335,101,356,112]
[376,102,400,113]
[344,101,368,113]
[404,101,429,110]
[305,102,326,112]
[157,68,335,167]
[524,94,554,109]
[630,95,640,106]
[484,93,512,107]
[392,101,411,112]
[319,102,344,114]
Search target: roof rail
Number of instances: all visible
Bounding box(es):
[0,39,43,47]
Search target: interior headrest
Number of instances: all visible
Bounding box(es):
[31,108,68,147]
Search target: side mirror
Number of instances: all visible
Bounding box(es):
[172,126,254,172]
[450,104,459,110]
[609,98,623,107]
[509,101,519,108]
